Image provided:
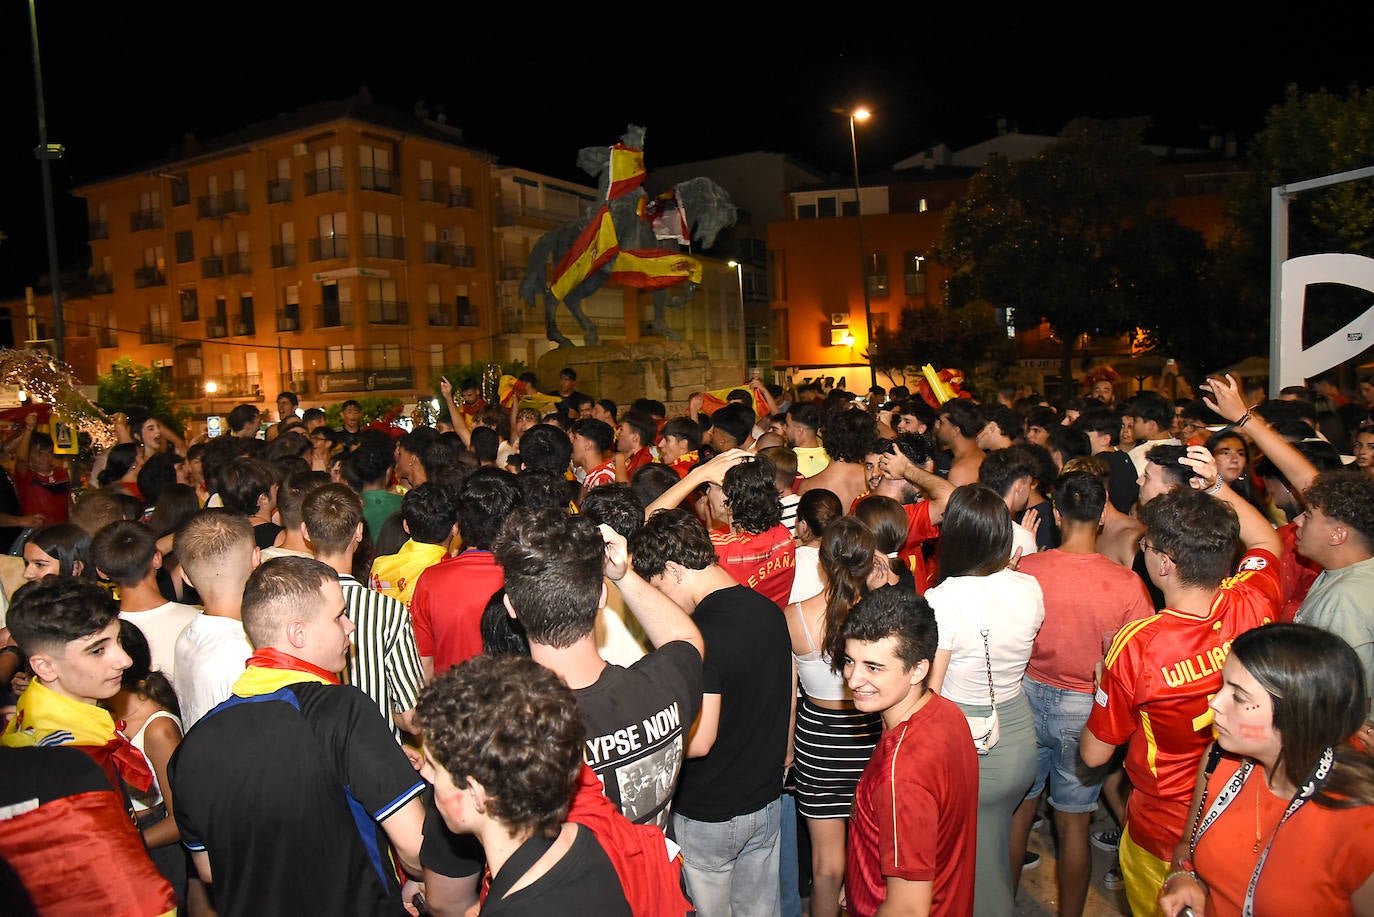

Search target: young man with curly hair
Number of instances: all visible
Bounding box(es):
[797,406,876,514]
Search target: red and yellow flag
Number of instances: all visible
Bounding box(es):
[609,249,702,290]
[607,144,646,199]
[550,207,620,301]
[698,384,771,420]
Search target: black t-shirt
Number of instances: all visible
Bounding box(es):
[169,681,426,917]
[1104,449,1139,515]
[576,641,702,829]
[420,790,484,879]
[253,522,283,550]
[0,466,25,552]
[481,825,630,917]
[674,585,792,822]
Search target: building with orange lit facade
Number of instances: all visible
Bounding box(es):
[767,134,1245,394]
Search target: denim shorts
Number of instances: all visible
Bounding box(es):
[1022,675,1105,813]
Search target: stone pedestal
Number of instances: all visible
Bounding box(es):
[537,339,745,414]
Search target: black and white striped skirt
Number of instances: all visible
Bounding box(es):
[792,696,882,820]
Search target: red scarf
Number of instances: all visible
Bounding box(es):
[244,647,340,684]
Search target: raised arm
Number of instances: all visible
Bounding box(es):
[880,450,955,524]
[1179,444,1282,557]
[644,448,752,519]
[600,524,704,657]
[1202,373,1320,497]
[439,376,472,448]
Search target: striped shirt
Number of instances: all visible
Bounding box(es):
[337,574,426,743]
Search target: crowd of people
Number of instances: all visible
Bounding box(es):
[1,361,1373,917]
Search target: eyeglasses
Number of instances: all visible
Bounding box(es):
[1138,537,1172,560]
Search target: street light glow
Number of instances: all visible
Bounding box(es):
[852,107,871,122]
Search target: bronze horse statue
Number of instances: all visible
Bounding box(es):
[518,128,737,346]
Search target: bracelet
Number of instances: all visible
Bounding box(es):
[1163,870,1202,889]
[1204,479,1223,495]
[1233,407,1254,429]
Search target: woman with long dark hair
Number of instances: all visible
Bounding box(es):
[923,484,1045,917]
[1160,623,1374,916]
[783,515,886,917]
[21,523,95,581]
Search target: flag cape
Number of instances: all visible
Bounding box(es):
[550,207,620,301]
[609,250,702,290]
[607,144,647,199]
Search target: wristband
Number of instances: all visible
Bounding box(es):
[1162,870,1202,889]
[1233,407,1254,429]
[1204,479,1222,495]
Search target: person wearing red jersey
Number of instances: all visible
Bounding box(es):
[878,442,953,596]
[658,417,702,479]
[571,418,617,500]
[1080,444,1282,917]
[613,411,658,482]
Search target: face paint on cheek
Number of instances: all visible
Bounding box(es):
[1238,724,1269,739]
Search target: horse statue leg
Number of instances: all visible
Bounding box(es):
[564,289,600,346]
[643,289,679,340]
[545,292,574,347]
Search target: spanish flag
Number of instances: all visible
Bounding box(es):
[698,384,771,420]
[607,144,647,199]
[609,249,703,290]
[496,375,562,412]
[550,207,620,302]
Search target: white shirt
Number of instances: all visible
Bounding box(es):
[925,568,1045,705]
[788,544,824,605]
[120,601,201,679]
[1011,522,1038,560]
[172,614,253,729]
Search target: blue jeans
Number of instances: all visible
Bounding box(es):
[673,797,783,917]
[1022,675,1104,813]
[779,793,801,917]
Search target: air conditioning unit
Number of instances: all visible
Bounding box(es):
[293,143,308,157]
[830,311,850,326]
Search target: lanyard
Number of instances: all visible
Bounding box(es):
[1190,746,1333,917]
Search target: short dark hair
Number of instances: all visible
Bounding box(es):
[241,556,337,648]
[401,482,458,545]
[1126,391,1174,429]
[7,577,120,656]
[301,484,364,555]
[559,367,577,382]
[1046,425,1092,467]
[1144,443,1201,490]
[786,402,820,433]
[579,482,645,542]
[631,398,666,419]
[936,485,1013,582]
[302,407,326,425]
[341,399,362,411]
[1139,487,1239,588]
[1052,470,1107,525]
[898,400,936,431]
[227,403,261,435]
[456,467,522,551]
[470,426,500,464]
[1303,468,1374,548]
[276,470,331,529]
[708,405,753,450]
[983,406,1024,441]
[840,584,939,673]
[820,408,877,463]
[722,456,782,534]
[617,411,656,453]
[135,453,179,508]
[420,435,466,480]
[571,418,614,456]
[979,446,1038,499]
[416,654,584,839]
[595,398,618,422]
[29,431,54,454]
[940,399,983,440]
[514,468,575,514]
[218,457,277,516]
[660,416,701,451]
[1024,405,1059,435]
[494,506,603,647]
[278,391,299,408]
[630,463,681,508]
[630,507,716,579]
[349,432,397,486]
[480,589,529,657]
[91,519,159,586]
[517,424,573,475]
[1073,404,1123,446]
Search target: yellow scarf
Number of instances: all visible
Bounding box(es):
[2,680,118,748]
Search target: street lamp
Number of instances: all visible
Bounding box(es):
[728,260,746,367]
[27,0,65,364]
[833,107,877,388]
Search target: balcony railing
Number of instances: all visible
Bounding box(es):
[499,306,526,335]
[500,266,525,281]
[496,203,575,229]
[423,243,475,266]
[309,236,349,261]
[367,301,408,325]
[427,305,453,326]
[234,317,256,336]
[197,193,249,218]
[456,302,479,327]
[133,267,166,288]
[448,186,473,208]
[359,167,398,193]
[139,324,172,345]
[418,179,448,203]
[280,372,310,395]
[130,210,163,231]
[305,167,345,195]
[201,256,225,279]
[90,273,114,294]
[363,235,405,259]
[96,327,118,348]
[271,243,296,268]
[174,376,205,400]
[226,252,252,274]
[221,373,263,398]
[89,221,109,240]
[267,178,292,203]
[206,321,229,339]
[316,304,353,328]
[276,308,302,332]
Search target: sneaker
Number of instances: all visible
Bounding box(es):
[1090,827,1122,852]
[1103,862,1124,890]
[1023,850,1041,870]
[1031,813,1046,831]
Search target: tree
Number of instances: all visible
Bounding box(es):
[872,301,1013,388]
[936,118,1214,396]
[96,357,189,435]
[1219,84,1374,353]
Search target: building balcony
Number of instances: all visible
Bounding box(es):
[456,302,479,327]
[130,210,163,231]
[495,204,568,229]
[133,267,166,288]
[276,308,302,332]
[359,167,398,193]
[206,320,229,339]
[500,266,525,281]
[366,301,408,325]
[362,234,405,259]
[499,306,527,335]
[267,178,292,204]
[90,273,114,294]
[427,305,453,326]
[423,242,475,267]
[174,376,205,400]
[197,191,249,218]
[309,236,349,261]
[305,166,345,195]
[315,364,414,394]
[316,304,353,328]
[221,373,263,398]
[418,179,448,203]
[226,252,252,275]
[201,256,225,279]
[139,324,172,345]
[280,372,310,395]
[89,220,109,240]
[233,317,256,336]
[95,327,118,348]
[448,186,473,208]
[271,244,296,268]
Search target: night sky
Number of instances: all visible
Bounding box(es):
[2,1,1369,295]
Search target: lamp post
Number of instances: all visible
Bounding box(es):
[834,107,876,388]
[728,259,746,368]
[27,0,65,364]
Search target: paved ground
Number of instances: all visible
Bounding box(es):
[1014,805,1130,916]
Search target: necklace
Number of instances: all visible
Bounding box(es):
[1252,779,1264,853]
